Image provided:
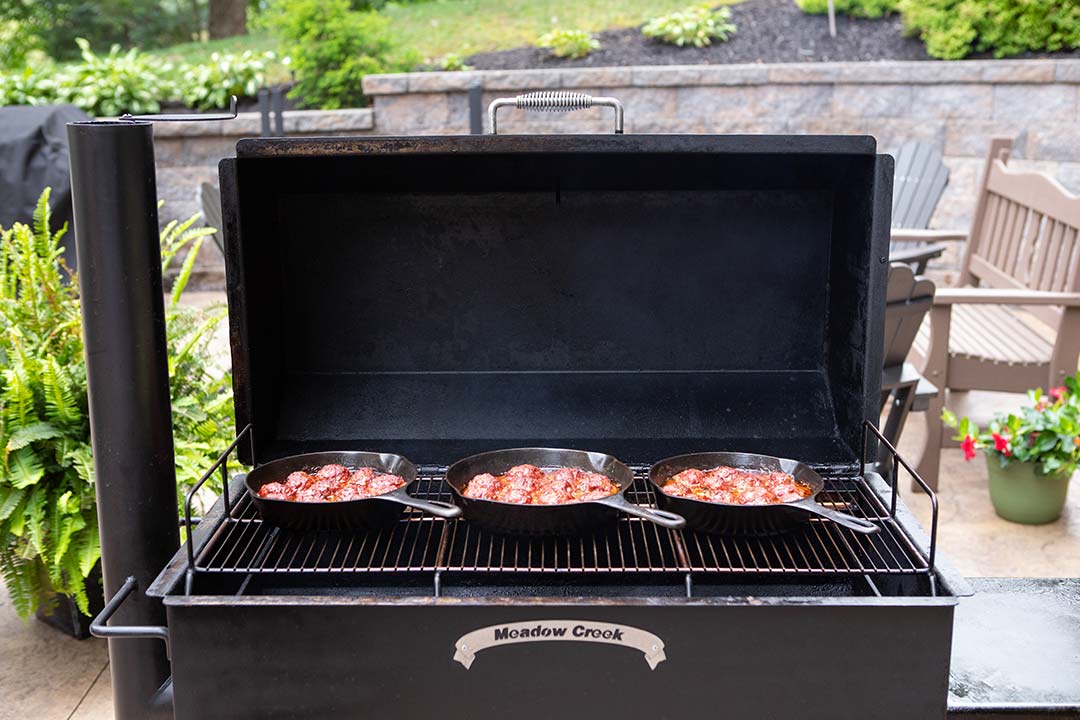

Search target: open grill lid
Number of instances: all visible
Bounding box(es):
[220,135,891,469]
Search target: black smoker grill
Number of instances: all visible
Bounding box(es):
[80,126,965,719]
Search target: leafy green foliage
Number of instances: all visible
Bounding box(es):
[0,18,42,69]
[0,63,58,107]
[536,28,601,59]
[263,0,419,109]
[641,4,736,47]
[0,189,95,618]
[796,0,900,18]
[51,38,178,117]
[0,37,273,116]
[0,189,233,620]
[943,373,1080,476]
[899,0,1080,60]
[0,0,201,61]
[433,52,473,72]
[177,50,274,110]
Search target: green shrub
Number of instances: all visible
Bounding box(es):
[0,189,234,620]
[795,0,900,18]
[264,0,418,110]
[899,0,1080,60]
[0,19,41,69]
[52,38,177,117]
[0,64,59,107]
[433,52,473,72]
[0,39,273,116]
[177,50,275,110]
[642,4,737,48]
[536,29,601,59]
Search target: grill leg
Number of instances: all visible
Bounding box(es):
[68,120,178,720]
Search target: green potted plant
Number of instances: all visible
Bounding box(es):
[943,374,1079,524]
[0,189,234,636]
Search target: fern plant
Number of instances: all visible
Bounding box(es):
[0,189,234,620]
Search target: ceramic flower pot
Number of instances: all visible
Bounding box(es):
[985,456,1071,525]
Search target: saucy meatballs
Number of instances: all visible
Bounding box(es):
[257,464,407,502]
[661,465,811,505]
[463,464,618,505]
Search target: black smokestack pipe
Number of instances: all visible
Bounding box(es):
[67,120,178,720]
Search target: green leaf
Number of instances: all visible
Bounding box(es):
[6,422,61,452]
[0,487,24,521]
[8,447,44,489]
[941,408,958,428]
[43,357,79,426]
[64,446,94,484]
[78,518,100,577]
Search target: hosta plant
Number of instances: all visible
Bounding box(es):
[943,372,1080,476]
[0,189,234,620]
[642,4,737,48]
[177,51,275,111]
[53,38,176,117]
[536,29,601,59]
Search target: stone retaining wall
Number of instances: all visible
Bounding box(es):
[156,59,1080,287]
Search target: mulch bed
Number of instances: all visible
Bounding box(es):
[466,0,1078,70]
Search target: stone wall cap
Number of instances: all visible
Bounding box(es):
[362,58,1079,95]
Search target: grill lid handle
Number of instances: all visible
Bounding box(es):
[488,91,624,134]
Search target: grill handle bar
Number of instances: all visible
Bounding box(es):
[91,576,171,658]
[863,420,938,570]
[488,91,624,134]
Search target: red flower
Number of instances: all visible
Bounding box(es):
[1050,386,1067,402]
[992,432,1011,456]
[961,435,977,461]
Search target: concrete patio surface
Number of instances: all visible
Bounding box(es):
[1,339,1077,718]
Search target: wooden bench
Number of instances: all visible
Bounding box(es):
[911,137,1080,489]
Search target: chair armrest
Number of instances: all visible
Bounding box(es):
[934,288,1080,306]
[890,228,968,243]
[889,243,946,266]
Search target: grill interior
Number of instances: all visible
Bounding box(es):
[193,467,930,578]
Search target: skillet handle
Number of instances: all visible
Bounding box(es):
[793,499,879,534]
[599,493,686,529]
[385,489,463,519]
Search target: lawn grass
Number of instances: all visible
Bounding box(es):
[383,0,738,60]
[145,0,739,78]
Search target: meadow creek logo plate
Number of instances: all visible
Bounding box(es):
[452,620,667,670]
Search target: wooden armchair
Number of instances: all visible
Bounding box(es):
[889,140,953,274]
[910,137,1080,489]
[878,264,938,479]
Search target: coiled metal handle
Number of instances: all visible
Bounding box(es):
[488,91,624,134]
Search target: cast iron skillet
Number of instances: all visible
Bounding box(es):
[245,451,462,531]
[445,448,686,536]
[649,452,879,536]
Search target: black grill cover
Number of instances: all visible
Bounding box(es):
[0,105,89,264]
[221,135,891,468]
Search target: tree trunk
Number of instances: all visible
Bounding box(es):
[208,0,247,39]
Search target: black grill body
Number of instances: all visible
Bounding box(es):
[148,135,964,719]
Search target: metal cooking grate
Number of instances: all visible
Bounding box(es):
[192,469,929,576]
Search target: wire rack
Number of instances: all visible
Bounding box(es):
[191,466,931,577]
